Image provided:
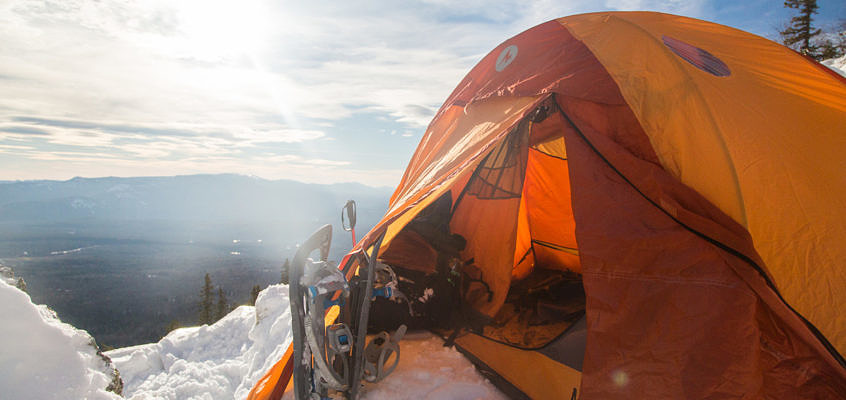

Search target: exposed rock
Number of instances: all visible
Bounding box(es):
[91,338,124,396]
[0,264,27,293]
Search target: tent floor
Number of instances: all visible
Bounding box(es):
[483,268,585,348]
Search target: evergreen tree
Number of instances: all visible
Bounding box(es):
[250,285,262,306]
[281,258,290,284]
[816,21,846,60]
[780,0,821,56]
[216,287,229,321]
[15,277,27,293]
[166,320,181,332]
[199,273,214,324]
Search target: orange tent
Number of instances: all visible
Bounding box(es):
[252,11,846,399]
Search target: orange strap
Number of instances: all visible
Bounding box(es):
[245,344,293,400]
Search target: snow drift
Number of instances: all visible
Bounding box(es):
[0,279,122,400]
[106,284,294,399]
[822,54,846,77]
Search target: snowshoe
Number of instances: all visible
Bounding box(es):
[290,225,409,400]
[290,224,349,399]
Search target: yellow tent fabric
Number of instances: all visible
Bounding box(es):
[562,12,846,355]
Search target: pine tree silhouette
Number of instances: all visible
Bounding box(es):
[15,277,27,293]
[216,287,229,321]
[166,320,181,332]
[281,258,290,284]
[199,273,214,324]
[780,0,822,57]
[815,21,846,60]
[250,285,262,306]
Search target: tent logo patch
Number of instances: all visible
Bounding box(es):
[662,36,731,77]
[495,45,518,72]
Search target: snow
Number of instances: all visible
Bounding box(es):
[0,265,17,286]
[0,280,121,400]
[50,245,97,255]
[107,284,506,400]
[354,332,507,400]
[106,285,294,400]
[822,54,846,78]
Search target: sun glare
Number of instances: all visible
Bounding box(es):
[162,1,301,129]
[176,0,271,61]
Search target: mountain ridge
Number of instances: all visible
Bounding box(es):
[0,173,392,225]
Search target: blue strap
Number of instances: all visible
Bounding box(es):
[371,287,392,299]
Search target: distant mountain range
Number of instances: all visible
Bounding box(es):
[0,174,393,260]
[0,174,391,224]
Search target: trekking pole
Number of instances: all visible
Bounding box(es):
[342,200,357,247]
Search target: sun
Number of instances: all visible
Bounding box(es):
[174,0,272,61]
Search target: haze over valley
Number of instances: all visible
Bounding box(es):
[0,174,391,347]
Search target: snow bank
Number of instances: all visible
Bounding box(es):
[107,284,294,400]
[0,280,122,400]
[822,54,846,77]
[109,284,505,399]
[1,265,24,288]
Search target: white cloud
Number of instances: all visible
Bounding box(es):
[0,0,713,185]
[0,143,35,151]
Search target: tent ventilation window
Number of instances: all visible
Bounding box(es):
[465,119,530,200]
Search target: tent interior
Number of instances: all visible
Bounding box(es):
[357,96,588,397]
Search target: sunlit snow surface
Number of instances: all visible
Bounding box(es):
[822,54,846,78]
[352,332,507,400]
[0,280,121,400]
[107,284,506,400]
[107,285,294,399]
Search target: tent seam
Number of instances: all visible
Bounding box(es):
[582,271,739,289]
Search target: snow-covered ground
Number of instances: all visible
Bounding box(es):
[1,278,504,399]
[103,284,506,400]
[355,332,507,400]
[106,284,295,399]
[822,54,846,77]
[0,280,122,400]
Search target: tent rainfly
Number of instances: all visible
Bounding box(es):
[250,11,846,400]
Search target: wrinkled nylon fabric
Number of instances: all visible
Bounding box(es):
[512,191,533,281]
[449,123,530,315]
[455,334,581,399]
[355,18,627,255]
[562,12,846,356]
[355,96,543,253]
[513,131,579,281]
[451,194,521,315]
[246,344,293,400]
[522,147,579,273]
[562,95,846,398]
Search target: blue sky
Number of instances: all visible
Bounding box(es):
[1,0,843,187]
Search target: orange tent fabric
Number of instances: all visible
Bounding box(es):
[340,11,846,399]
[246,346,292,400]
